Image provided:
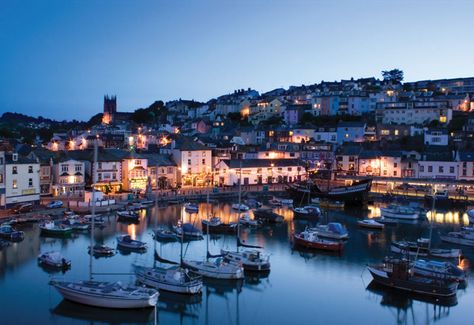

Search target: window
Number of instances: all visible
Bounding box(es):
[98,162,102,169]
[98,173,102,181]
[394,130,399,136]
[61,165,68,172]
[381,130,390,135]
[28,166,33,173]
[463,169,467,176]
[28,178,33,187]
[288,167,292,171]
[167,167,173,173]
[188,151,192,157]
[202,152,206,157]
[0,157,3,164]
[161,168,165,174]
[439,166,444,173]
[428,166,432,173]
[383,170,387,176]
[0,173,3,183]
[12,179,17,189]
[449,166,455,173]
[75,164,82,172]
[135,160,141,165]
[349,156,355,162]
[393,170,397,176]
[112,173,117,180]
[12,166,18,174]
[393,163,398,168]
[187,159,191,165]
[202,159,206,165]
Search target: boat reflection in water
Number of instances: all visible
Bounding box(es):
[157,291,202,323]
[366,281,457,324]
[51,300,155,324]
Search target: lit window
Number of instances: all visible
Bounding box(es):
[440,116,447,123]
[12,179,17,189]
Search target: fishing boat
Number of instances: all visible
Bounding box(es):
[40,221,73,237]
[0,224,24,241]
[202,217,237,234]
[372,217,398,225]
[413,259,466,282]
[253,208,284,223]
[49,139,159,309]
[440,232,474,247]
[239,214,260,227]
[135,265,203,295]
[38,252,71,269]
[116,210,140,223]
[286,178,372,206]
[357,219,384,230]
[88,244,115,257]
[231,203,250,211]
[391,239,461,259]
[62,218,89,231]
[173,223,203,240]
[184,203,199,213]
[380,204,419,220]
[0,239,10,249]
[367,257,458,298]
[293,229,343,252]
[117,235,147,251]
[154,228,178,242]
[292,206,320,219]
[309,222,349,240]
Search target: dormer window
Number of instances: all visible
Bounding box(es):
[12,166,18,174]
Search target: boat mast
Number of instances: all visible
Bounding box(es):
[180,204,184,266]
[89,137,98,281]
[428,184,436,250]
[237,160,242,252]
[206,180,210,261]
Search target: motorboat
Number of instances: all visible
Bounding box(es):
[413,259,466,282]
[135,265,202,295]
[116,235,147,252]
[293,230,343,252]
[221,249,270,272]
[380,204,419,220]
[49,280,158,308]
[202,217,237,234]
[252,208,284,223]
[116,210,140,223]
[231,203,250,212]
[38,252,71,269]
[88,244,115,257]
[173,223,203,240]
[391,239,461,259]
[83,215,105,226]
[182,257,244,280]
[368,257,458,298]
[40,221,73,237]
[0,224,24,241]
[62,218,89,231]
[292,206,320,219]
[154,228,178,242]
[245,199,262,208]
[309,222,349,240]
[440,232,474,247]
[184,203,199,213]
[357,219,384,230]
[239,214,260,227]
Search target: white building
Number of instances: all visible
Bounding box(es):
[214,159,305,186]
[291,127,337,144]
[424,129,449,146]
[172,139,213,187]
[418,160,458,180]
[4,153,40,207]
[122,156,148,192]
[52,159,86,196]
[458,152,474,181]
[376,101,452,125]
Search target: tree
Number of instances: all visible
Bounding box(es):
[382,69,404,83]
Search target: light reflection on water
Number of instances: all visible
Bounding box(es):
[0,201,473,325]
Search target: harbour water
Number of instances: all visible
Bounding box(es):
[1,201,473,325]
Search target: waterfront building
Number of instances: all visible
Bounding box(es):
[457,151,474,181]
[3,153,40,207]
[52,158,86,196]
[121,156,148,192]
[141,153,177,189]
[172,138,213,187]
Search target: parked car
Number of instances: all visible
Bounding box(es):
[13,203,33,214]
[47,201,63,209]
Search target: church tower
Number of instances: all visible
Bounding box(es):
[102,95,117,124]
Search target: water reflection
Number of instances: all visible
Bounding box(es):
[0,200,473,325]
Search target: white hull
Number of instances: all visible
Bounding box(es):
[135,268,202,294]
[183,260,244,280]
[440,235,474,247]
[52,283,158,309]
[380,209,418,220]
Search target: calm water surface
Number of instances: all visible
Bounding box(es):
[1,201,473,325]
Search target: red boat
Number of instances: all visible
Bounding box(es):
[293,230,343,252]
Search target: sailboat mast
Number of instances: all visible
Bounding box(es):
[180,207,184,265]
[428,184,436,250]
[89,138,98,281]
[237,160,242,252]
[206,182,210,261]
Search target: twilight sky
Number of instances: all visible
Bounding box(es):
[1,0,473,120]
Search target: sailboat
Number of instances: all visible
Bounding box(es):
[50,138,159,309]
[221,161,271,273]
[182,188,244,280]
[135,201,203,295]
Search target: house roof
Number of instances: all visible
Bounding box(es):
[5,153,37,164]
[226,159,304,169]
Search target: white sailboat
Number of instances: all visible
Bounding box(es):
[221,161,271,272]
[50,138,159,309]
[182,188,244,280]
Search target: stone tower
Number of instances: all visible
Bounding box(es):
[102,95,117,124]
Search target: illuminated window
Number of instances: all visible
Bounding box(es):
[440,116,447,123]
[394,130,399,136]
[12,179,17,189]
[381,130,390,135]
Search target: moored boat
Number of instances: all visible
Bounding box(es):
[117,235,147,251]
[367,257,458,298]
[292,206,321,219]
[413,259,466,282]
[380,204,419,220]
[253,208,284,223]
[154,228,178,242]
[40,221,73,237]
[293,230,343,252]
[231,203,250,212]
[221,248,270,272]
[357,219,384,230]
[202,217,237,234]
[391,239,461,259]
[184,203,199,213]
[182,257,244,280]
[239,214,260,226]
[0,224,25,241]
[116,210,140,223]
[309,222,349,240]
[88,244,115,257]
[38,251,71,269]
[135,265,202,295]
[173,223,203,240]
[440,232,474,247]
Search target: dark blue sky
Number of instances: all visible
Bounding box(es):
[1,0,473,120]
